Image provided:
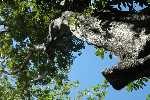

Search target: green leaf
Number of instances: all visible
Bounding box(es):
[0,16,4,25]
[95,48,105,59]
[0,67,3,72]
[127,78,149,92]
[147,0,150,3]
[147,94,150,100]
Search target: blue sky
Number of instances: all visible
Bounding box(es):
[0,3,149,99]
[0,27,149,100]
[68,3,149,100]
[69,43,150,100]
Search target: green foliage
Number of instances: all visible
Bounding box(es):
[146,94,150,100]
[0,77,22,100]
[147,0,150,3]
[0,76,78,99]
[83,7,94,17]
[68,14,78,26]
[33,81,79,99]
[0,76,109,99]
[0,0,84,99]
[93,0,107,10]
[0,0,150,99]
[127,77,149,92]
[0,16,4,25]
[95,48,105,59]
[76,80,109,100]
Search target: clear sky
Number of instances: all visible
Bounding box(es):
[69,43,150,100]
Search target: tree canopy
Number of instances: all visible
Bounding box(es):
[0,0,150,99]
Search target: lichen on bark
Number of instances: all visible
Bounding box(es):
[47,11,150,90]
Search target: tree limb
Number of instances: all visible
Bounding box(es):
[47,11,150,90]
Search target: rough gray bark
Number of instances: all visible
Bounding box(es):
[47,11,150,90]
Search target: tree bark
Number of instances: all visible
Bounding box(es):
[47,10,150,90]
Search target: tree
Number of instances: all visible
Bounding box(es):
[0,0,85,99]
[47,0,150,90]
[0,0,108,99]
[0,0,150,99]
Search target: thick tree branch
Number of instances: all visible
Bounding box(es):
[47,11,150,90]
[102,54,150,90]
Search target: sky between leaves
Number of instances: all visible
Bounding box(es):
[69,43,150,100]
